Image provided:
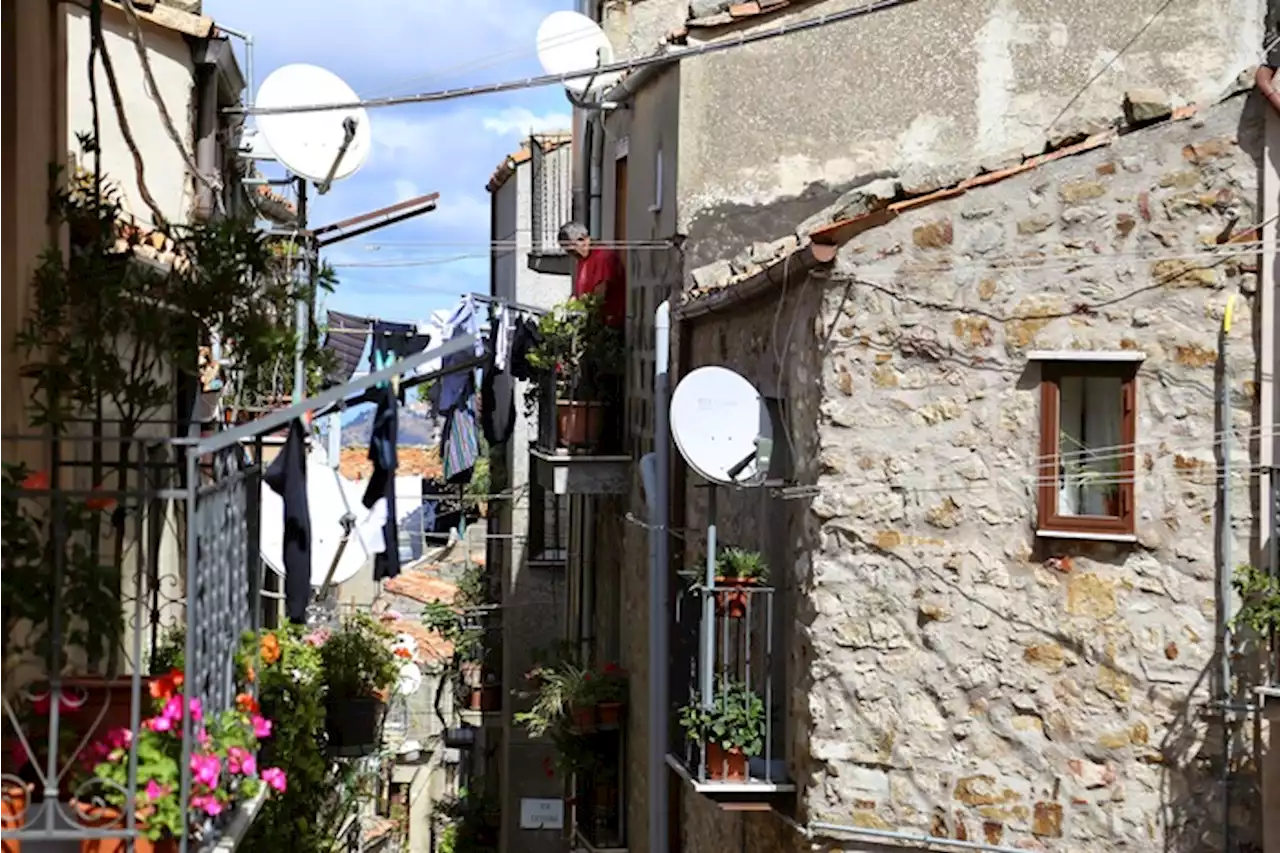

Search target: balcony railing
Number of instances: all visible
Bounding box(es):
[1,430,265,852]
[671,579,791,792]
[529,135,573,260]
[529,375,629,496]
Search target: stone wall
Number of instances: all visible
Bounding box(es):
[802,93,1265,850]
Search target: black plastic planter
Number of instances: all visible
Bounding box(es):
[326,696,385,757]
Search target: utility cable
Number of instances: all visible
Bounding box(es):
[236,0,919,116]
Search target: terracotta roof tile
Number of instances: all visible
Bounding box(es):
[339,446,442,481]
[687,0,812,27]
[384,569,458,605]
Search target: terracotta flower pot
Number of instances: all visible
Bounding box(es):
[2,783,30,853]
[555,401,605,449]
[705,743,747,782]
[571,704,597,732]
[76,804,175,853]
[469,685,502,713]
[713,577,756,619]
[596,702,623,728]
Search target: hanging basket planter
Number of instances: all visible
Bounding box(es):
[325,696,386,756]
[713,577,759,619]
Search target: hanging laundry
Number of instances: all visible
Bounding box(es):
[362,384,401,581]
[264,419,311,624]
[442,402,481,484]
[323,311,371,387]
[372,319,430,363]
[481,306,516,446]
[430,296,481,415]
[510,316,543,381]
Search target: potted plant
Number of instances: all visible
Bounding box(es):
[592,663,628,727]
[84,675,287,853]
[524,293,623,450]
[714,548,769,619]
[1233,563,1280,672]
[318,614,399,756]
[677,680,766,782]
[515,661,589,736]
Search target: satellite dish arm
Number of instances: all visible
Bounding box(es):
[563,48,621,112]
[317,116,359,195]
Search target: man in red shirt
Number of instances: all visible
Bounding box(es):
[558,221,625,329]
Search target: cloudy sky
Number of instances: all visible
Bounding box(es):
[206,0,573,323]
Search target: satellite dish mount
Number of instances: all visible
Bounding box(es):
[535,11,624,112]
[317,116,359,195]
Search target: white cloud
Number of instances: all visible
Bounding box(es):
[393,179,421,202]
[481,107,572,137]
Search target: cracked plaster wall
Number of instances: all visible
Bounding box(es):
[792,93,1265,851]
[661,0,1265,269]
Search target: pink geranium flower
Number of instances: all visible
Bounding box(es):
[189,752,221,788]
[227,746,256,776]
[261,767,287,793]
[251,715,272,739]
[145,780,168,801]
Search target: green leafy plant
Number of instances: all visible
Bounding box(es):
[678,680,767,757]
[514,661,588,738]
[1233,564,1280,635]
[715,548,769,582]
[242,626,363,853]
[320,613,400,701]
[432,789,500,852]
[522,293,623,414]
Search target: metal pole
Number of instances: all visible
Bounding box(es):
[293,178,309,404]
[1218,297,1234,853]
[649,301,670,853]
[701,485,716,707]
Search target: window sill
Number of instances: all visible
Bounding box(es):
[1028,349,1146,362]
[1036,528,1137,543]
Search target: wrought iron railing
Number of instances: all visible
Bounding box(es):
[672,581,785,786]
[572,727,625,850]
[529,135,572,258]
[1,430,264,852]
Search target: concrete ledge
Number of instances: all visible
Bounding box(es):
[530,448,630,496]
[664,753,796,795]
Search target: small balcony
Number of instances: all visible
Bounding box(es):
[527,133,574,277]
[571,726,626,852]
[1,431,268,853]
[526,296,630,497]
[669,552,794,803]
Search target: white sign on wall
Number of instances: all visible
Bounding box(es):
[519,798,565,830]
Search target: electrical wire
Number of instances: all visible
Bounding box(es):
[236,0,920,116]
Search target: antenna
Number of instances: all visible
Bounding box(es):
[669,366,773,487]
[535,10,622,106]
[255,63,372,192]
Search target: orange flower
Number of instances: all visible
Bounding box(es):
[149,669,184,702]
[393,647,412,660]
[85,487,116,511]
[260,633,281,665]
[21,471,49,491]
[244,663,256,684]
[235,692,259,714]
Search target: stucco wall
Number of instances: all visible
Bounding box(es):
[662,0,1265,269]
[65,3,196,225]
[489,156,572,853]
[795,92,1264,850]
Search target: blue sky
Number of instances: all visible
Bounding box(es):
[206,0,574,323]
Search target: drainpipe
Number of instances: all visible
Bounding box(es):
[1256,61,1280,853]
[807,821,1031,853]
[588,113,604,238]
[648,300,671,853]
[192,58,218,221]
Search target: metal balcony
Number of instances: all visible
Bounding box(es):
[528,134,574,277]
[668,580,794,801]
[529,375,630,497]
[1,431,266,853]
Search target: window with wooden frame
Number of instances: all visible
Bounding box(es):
[1036,358,1139,538]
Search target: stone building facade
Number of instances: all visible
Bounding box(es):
[667,89,1271,852]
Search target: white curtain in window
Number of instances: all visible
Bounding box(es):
[1058,375,1122,516]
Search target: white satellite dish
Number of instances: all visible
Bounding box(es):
[535,10,621,96]
[396,662,424,697]
[393,633,419,657]
[260,451,368,587]
[255,64,371,188]
[670,366,773,486]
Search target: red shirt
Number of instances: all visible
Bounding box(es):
[573,247,626,329]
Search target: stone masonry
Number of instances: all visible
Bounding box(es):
[671,92,1266,852]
